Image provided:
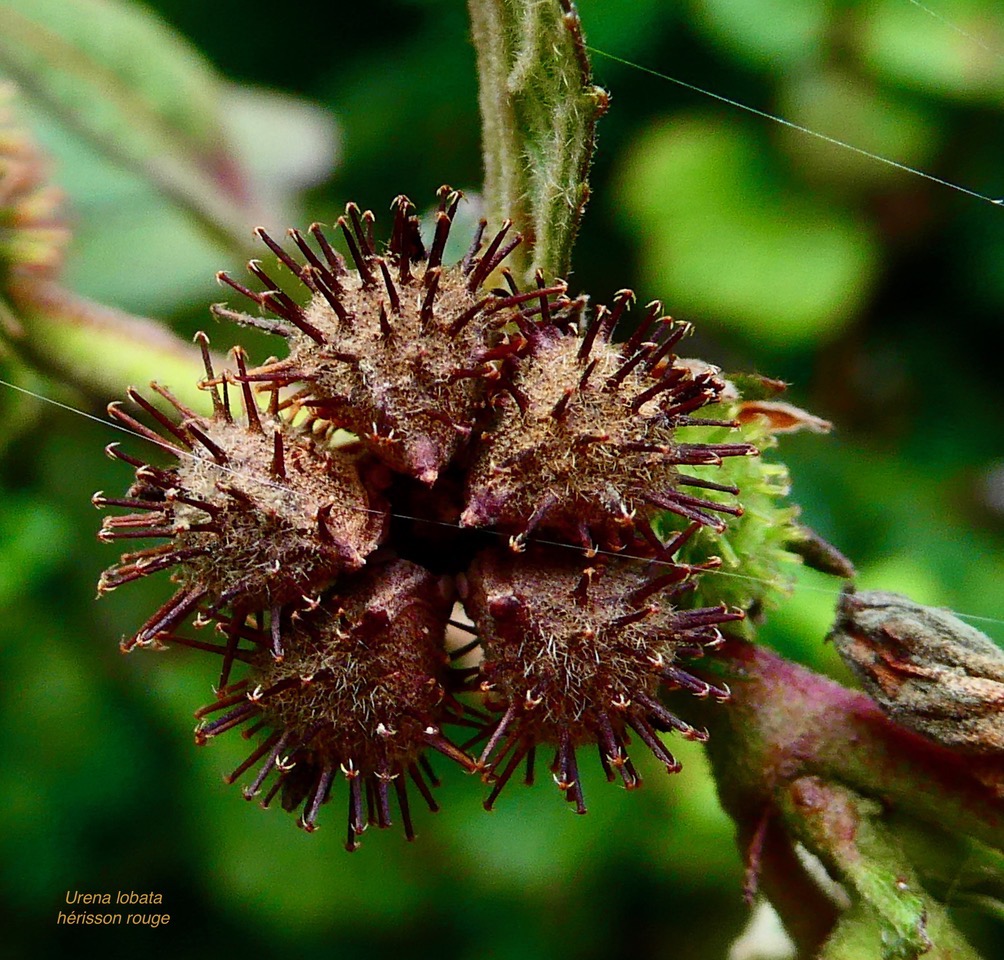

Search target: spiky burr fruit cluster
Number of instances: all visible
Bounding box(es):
[463,545,742,811]
[98,188,778,846]
[191,560,475,850]
[462,295,758,552]
[96,335,386,655]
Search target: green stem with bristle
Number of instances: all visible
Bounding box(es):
[467,0,608,285]
[781,778,980,959]
[695,643,1000,956]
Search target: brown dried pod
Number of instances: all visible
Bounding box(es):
[461,295,759,552]
[829,589,1004,755]
[462,544,744,812]
[213,187,566,484]
[190,559,477,849]
[95,335,387,653]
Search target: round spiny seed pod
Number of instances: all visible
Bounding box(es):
[96,335,387,653]
[191,560,476,849]
[462,545,743,812]
[461,293,759,553]
[213,188,566,484]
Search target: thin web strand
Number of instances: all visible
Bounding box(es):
[586,45,1004,207]
[4,375,1004,635]
[0,376,388,524]
[906,0,1004,60]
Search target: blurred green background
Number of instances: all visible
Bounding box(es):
[2,0,1003,956]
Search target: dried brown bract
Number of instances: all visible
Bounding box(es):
[830,589,1004,755]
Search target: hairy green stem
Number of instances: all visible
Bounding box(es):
[696,643,1003,955]
[782,777,978,958]
[467,0,608,284]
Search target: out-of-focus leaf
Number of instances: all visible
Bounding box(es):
[577,0,677,56]
[859,0,1004,103]
[221,85,340,229]
[0,493,69,606]
[13,282,214,412]
[0,0,259,250]
[691,0,828,70]
[0,355,47,455]
[777,69,938,190]
[616,115,877,347]
[13,82,338,314]
[15,101,224,312]
[65,191,226,314]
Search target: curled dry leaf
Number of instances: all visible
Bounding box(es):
[736,400,833,435]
